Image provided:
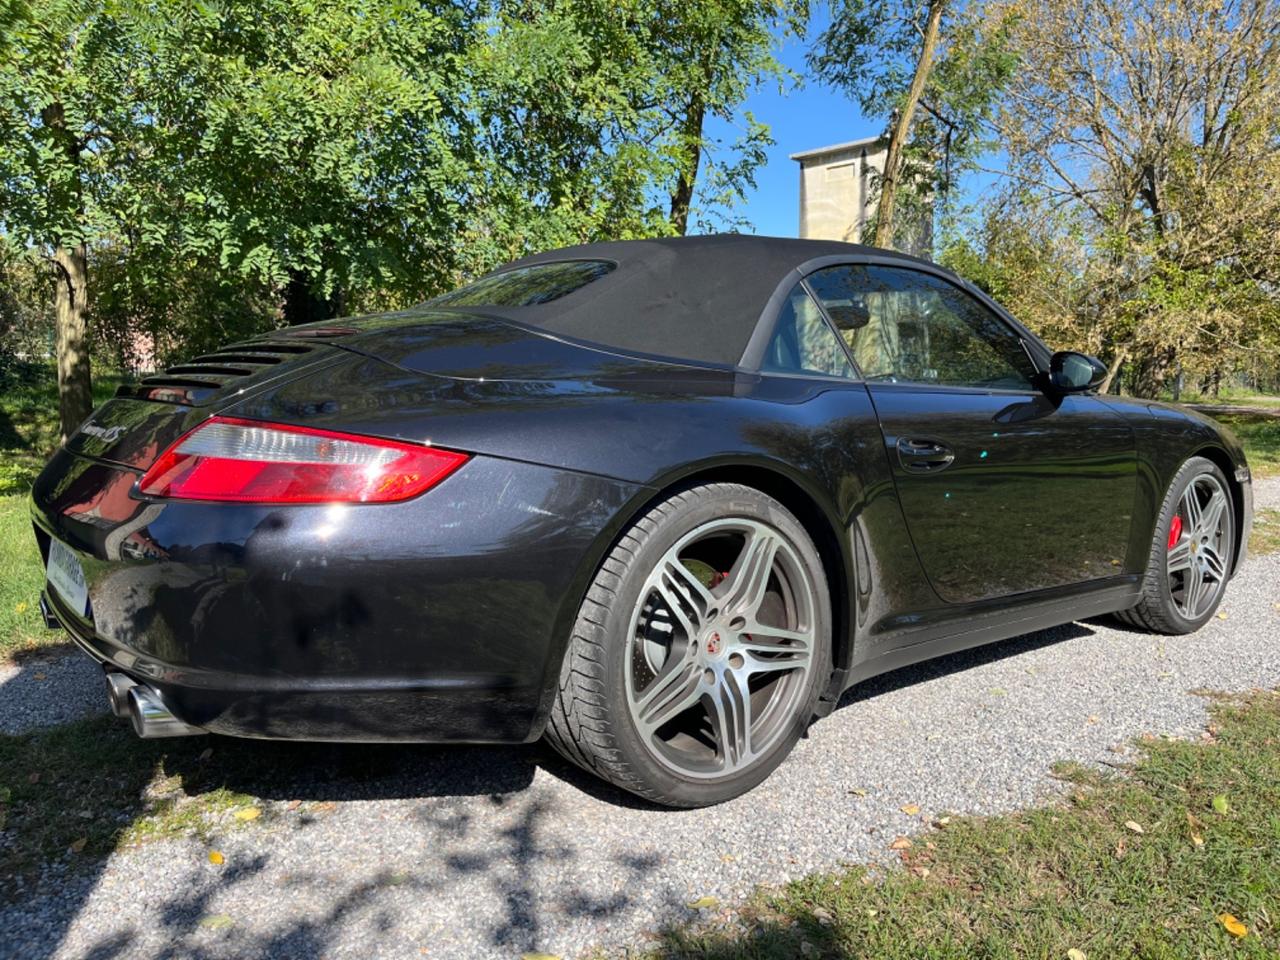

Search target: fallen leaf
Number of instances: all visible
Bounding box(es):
[1212,794,1229,815]
[33,672,46,681]
[208,850,224,865]
[1186,811,1205,847]
[686,896,718,910]
[1113,838,1127,859]
[866,908,878,917]
[286,799,302,811]
[911,865,930,878]
[15,601,28,614]
[233,807,261,821]
[719,853,735,862]
[1086,715,1099,724]
[1067,949,1087,960]
[198,747,213,761]
[1124,820,1145,834]
[848,788,868,797]
[198,914,234,930]
[900,804,920,816]
[889,836,912,850]
[934,816,952,827]
[1217,913,1247,938]
[68,837,87,854]
[812,906,833,925]
[521,954,563,960]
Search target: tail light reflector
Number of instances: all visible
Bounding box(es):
[137,417,468,504]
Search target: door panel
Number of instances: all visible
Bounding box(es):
[868,385,1137,604]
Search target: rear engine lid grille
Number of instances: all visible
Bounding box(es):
[69,337,343,468]
[118,342,320,406]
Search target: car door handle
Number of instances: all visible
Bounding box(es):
[896,437,955,473]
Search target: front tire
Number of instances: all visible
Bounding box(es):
[1116,456,1235,634]
[545,483,831,807]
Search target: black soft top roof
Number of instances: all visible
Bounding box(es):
[448,235,931,367]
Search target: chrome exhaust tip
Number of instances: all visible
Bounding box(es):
[126,685,206,738]
[105,672,138,718]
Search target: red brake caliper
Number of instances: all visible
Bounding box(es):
[1167,513,1184,551]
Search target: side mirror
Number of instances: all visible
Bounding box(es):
[1048,351,1107,393]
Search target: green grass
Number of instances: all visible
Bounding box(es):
[1196,411,1280,479]
[0,362,124,496]
[0,494,51,659]
[1250,508,1280,557]
[0,364,125,658]
[641,691,1280,958]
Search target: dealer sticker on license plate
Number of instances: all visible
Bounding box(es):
[46,538,89,617]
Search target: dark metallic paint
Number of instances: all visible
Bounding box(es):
[29,251,1253,743]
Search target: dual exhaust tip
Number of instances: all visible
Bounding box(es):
[105,672,205,738]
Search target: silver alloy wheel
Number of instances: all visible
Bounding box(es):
[1166,473,1230,620]
[624,518,818,779]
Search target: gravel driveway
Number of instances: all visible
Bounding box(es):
[3,487,1278,960]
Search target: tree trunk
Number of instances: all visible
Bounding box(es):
[1099,347,1128,395]
[53,244,93,443]
[669,94,706,236]
[873,0,946,249]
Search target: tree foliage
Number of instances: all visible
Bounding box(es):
[810,0,1018,247]
[0,0,795,418]
[978,0,1280,395]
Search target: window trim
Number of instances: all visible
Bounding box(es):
[741,254,1052,386]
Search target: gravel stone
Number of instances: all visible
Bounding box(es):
[2,549,1278,960]
[0,647,107,734]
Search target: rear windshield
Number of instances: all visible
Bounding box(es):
[431,260,615,307]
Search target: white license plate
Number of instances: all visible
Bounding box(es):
[46,538,90,617]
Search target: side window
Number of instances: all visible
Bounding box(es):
[761,283,856,379]
[805,265,1037,389]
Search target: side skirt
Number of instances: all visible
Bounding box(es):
[839,577,1141,697]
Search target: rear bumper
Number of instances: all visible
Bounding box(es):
[31,448,640,743]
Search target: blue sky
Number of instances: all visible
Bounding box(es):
[708,11,1000,239]
[702,12,874,237]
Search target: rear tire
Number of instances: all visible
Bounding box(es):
[1115,456,1234,635]
[544,483,831,807]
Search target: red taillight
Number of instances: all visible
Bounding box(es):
[137,417,468,504]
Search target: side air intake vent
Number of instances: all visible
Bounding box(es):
[118,341,318,405]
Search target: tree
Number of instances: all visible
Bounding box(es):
[0,0,149,439]
[650,0,806,235]
[810,0,1018,250]
[991,0,1280,396]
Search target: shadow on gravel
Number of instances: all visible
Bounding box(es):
[836,620,1097,709]
[3,617,1104,960]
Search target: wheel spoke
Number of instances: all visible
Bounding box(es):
[653,559,713,639]
[743,645,812,674]
[1199,489,1228,539]
[1181,484,1203,532]
[1182,562,1205,617]
[1167,539,1192,573]
[717,527,781,617]
[707,670,752,769]
[1202,545,1226,581]
[634,658,703,733]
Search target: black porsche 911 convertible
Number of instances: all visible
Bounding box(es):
[31,235,1253,806]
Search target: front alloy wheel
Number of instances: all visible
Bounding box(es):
[1117,455,1235,635]
[545,483,831,807]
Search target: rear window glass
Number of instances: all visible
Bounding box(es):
[432,260,614,307]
